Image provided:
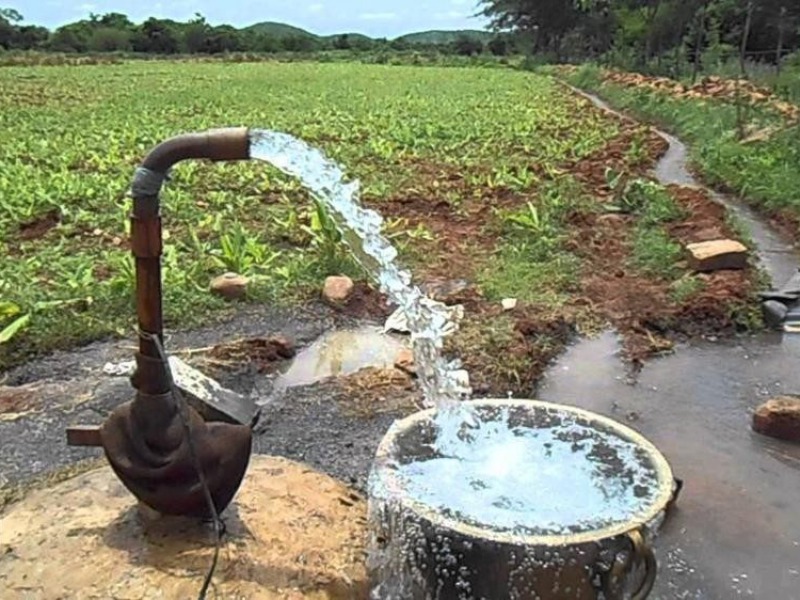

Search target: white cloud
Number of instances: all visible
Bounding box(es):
[308,3,323,13]
[76,3,96,11]
[358,12,398,21]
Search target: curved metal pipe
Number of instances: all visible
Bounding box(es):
[131,127,250,386]
[98,128,254,517]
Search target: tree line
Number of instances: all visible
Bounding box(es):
[0,9,507,56]
[479,0,799,72]
[2,2,797,74]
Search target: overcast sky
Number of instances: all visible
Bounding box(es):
[12,0,490,38]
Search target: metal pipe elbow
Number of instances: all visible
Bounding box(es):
[131,127,251,200]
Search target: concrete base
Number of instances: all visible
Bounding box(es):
[0,456,367,599]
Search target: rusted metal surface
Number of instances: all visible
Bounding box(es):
[66,425,102,447]
[65,128,253,517]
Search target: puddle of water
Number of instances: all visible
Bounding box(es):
[540,331,800,599]
[273,326,408,391]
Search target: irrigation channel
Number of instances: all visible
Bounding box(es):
[535,88,800,599]
[0,88,798,599]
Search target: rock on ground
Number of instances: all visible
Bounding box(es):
[210,272,249,299]
[752,396,800,442]
[686,240,748,272]
[322,275,354,306]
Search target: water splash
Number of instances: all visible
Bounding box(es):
[392,406,661,537]
[249,130,470,408]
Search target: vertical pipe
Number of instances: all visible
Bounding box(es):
[131,194,167,394]
[128,128,250,396]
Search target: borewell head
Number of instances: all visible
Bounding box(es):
[66,128,256,518]
[367,399,676,599]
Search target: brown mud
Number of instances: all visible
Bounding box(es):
[362,111,760,394]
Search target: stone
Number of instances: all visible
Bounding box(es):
[383,300,464,336]
[384,307,410,334]
[501,298,518,311]
[322,275,354,306]
[168,356,260,426]
[0,456,367,599]
[762,300,789,330]
[686,239,748,272]
[394,348,416,377]
[752,397,800,442]
[210,272,249,299]
[99,357,258,426]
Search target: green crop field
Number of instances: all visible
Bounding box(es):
[0,62,619,366]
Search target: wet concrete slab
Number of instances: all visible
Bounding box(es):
[538,331,800,599]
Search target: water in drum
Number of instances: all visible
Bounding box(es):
[392,408,661,536]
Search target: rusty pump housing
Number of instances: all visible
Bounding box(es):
[67,128,254,518]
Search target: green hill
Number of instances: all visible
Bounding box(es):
[244,22,319,40]
[241,22,493,46]
[395,30,493,45]
[321,33,373,43]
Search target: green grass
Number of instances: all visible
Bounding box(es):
[632,227,684,279]
[564,64,800,229]
[611,175,687,280]
[479,178,586,306]
[669,274,706,303]
[0,62,619,367]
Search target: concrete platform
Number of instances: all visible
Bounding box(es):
[0,456,367,599]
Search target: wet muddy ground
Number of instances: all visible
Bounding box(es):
[539,331,800,599]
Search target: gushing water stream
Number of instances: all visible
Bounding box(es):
[249,130,471,411]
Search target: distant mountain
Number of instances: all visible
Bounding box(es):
[395,30,494,45]
[321,33,373,43]
[244,22,318,39]
[242,22,493,45]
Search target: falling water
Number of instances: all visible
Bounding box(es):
[249,130,671,598]
[249,130,471,409]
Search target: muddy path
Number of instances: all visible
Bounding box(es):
[540,87,800,599]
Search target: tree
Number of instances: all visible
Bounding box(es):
[183,13,210,53]
[88,27,131,52]
[488,35,510,55]
[0,6,23,49]
[205,25,243,53]
[13,25,49,50]
[454,35,485,55]
[282,34,317,52]
[132,18,180,54]
[48,22,92,52]
[333,34,351,50]
[479,0,583,57]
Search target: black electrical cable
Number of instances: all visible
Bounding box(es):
[139,331,223,600]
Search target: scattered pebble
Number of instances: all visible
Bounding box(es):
[210,272,249,300]
[322,275,354,306]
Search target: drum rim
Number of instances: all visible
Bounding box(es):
[371,398,675,547]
